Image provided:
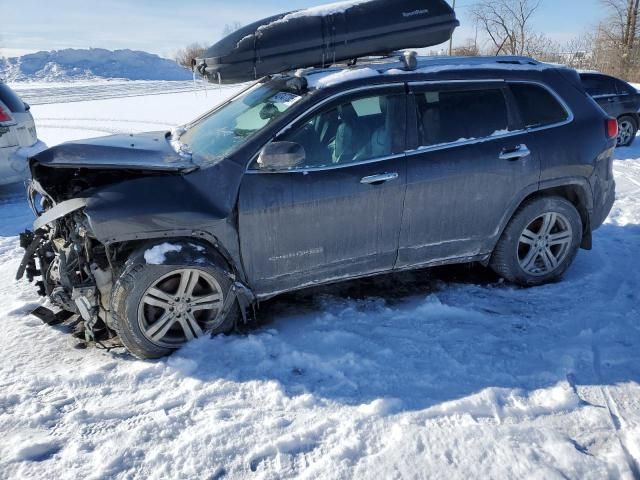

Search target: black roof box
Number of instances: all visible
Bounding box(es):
[196,0,459,84]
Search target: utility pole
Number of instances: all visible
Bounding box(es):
[449,0,456,56]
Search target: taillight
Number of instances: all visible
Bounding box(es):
[606,118,618,139]
[0,104,13,123]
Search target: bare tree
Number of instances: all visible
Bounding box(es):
[174,43,208,70]
[452,39,480,57]
[222,22,243,37]
[599,0,639,78]
[469,0,544,56]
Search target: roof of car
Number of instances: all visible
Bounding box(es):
[299,55,564,90]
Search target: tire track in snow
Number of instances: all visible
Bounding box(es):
[591,342,640,479]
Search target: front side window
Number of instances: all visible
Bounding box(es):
[415,87,509,148]
[177,81,304,165]
[274,93,405,169]
[510,83,569,128]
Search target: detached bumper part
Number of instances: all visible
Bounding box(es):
[30,306,74,326]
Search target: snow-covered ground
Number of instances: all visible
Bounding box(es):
[0,82,639,479]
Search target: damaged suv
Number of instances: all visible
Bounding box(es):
[18,56,617,358]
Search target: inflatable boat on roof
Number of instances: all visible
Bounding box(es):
[195,0,459,84]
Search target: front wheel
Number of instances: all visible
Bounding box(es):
[490,197,583,286]
[111,255,238,359]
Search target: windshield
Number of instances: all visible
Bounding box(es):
[177,81,304,164]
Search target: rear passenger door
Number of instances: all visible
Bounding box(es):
[397,81,541,267]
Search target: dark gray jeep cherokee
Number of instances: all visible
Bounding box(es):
[18,56,617,358]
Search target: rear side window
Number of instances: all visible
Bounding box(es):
[0,83,26,113]
[581,74,617,97]
[510,84,569,128]
[415,88,509,147]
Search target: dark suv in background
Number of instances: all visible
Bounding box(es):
[18,56,617,358]
[580,72,640,147]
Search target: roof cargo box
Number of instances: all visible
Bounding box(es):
[196,0,459,84]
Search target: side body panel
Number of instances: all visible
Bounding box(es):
[238,158,407,295]
[398,81,541,266]
[541,70,615,224]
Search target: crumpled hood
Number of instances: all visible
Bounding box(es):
[30,131,195,171]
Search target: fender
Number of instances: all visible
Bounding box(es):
[493,176,593,251]
[112,230,247,284]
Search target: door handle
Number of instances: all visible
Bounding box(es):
[499,144,531,161]
[360,172,399,185]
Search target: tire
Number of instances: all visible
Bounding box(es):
[490,196,583,286]
[111,245,239,359]
[617,115,638,147]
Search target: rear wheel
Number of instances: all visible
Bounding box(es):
[617,116,638,147]
[111,257,238,359]
[490,196,583,286]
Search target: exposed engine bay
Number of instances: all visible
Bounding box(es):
[17,207,117,345]
[16,167,151,346]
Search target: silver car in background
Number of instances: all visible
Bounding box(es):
[0,81,46,185]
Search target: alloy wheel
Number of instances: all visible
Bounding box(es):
[617,119,635,146]
[517,212,573,277]
[137,269,225,348]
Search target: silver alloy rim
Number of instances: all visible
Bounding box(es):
[137,269,224,348]
[618,120,634,146]
[517,212,573,277]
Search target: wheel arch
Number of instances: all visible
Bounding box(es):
[106,233,243,282]
[618,113,639,127]
[496,180,594,253]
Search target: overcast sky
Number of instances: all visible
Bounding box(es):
[0,0,605,59]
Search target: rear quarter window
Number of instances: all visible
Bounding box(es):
[0,83,27,113]
[614,79,637,95]
[509,84,569,129]
[580,74,617,97]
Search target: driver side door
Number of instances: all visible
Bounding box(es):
[237,85,408,296]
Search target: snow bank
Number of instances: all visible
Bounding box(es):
[0,49,192,82]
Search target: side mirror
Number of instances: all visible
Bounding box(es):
[24,102,30,111]
[257,142,305,170]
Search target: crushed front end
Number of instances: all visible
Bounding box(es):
[17,183,117,345]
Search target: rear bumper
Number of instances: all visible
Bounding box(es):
[0,141,47,185]
[592,179,616,230]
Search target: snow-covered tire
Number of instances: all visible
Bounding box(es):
[490,196,583,286]
[111,246,238,359]
[617,115,638,147]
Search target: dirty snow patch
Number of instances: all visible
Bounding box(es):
[144,243,183,264]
